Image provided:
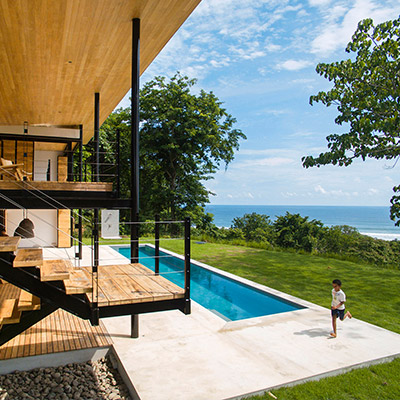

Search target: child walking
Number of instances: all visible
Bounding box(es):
[330,279,352,338]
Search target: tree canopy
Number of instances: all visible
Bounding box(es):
[301,17,400,223]
[100,73,245,225]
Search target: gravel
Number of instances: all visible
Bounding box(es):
[0,355,131,399]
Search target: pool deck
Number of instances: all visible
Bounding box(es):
[45,246,400,399]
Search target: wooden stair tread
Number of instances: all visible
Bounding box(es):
[64,268,93,294]
[0,299,17,322]
[0,237,20,252]
[2,300,21,324]
[14,248,43,267]
[18,290,41,311]
[40,259,71,281]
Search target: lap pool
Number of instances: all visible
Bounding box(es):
[115,245,304,321]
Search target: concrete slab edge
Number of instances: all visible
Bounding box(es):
[0,346,111,375]
[108,344,141,400]
[223,352,400,400]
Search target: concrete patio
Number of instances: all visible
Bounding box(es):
[41,245,400,399]
[103,285,400,400]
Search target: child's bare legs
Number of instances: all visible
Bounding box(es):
[344,311,352,319]
[330,315,337,337]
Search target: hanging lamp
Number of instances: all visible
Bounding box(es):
[14,210,35,238]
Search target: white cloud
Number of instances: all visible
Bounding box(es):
[308,0,332,6]
[315,184,327,194]
[311,0,399,56]
[277,59,313,71]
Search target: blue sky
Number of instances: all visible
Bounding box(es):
[119,0,400,207]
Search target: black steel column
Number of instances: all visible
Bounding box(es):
[184,217,191,314]
[130,18,140,339]
[116,128,121,198]
[92,209,99,326]
[155,214,160,275]
[92,96,100,326]
[67,142,73,181]
[130,18,140,264]
[94,93,100,183]
[77,125,83,259]
[131,314,139,338]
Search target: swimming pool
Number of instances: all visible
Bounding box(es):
[115,245,304,321]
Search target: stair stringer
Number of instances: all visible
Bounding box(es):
[0,302,59,347]
[0,253,92,321]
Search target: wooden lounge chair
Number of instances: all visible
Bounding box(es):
[0,158,32,181]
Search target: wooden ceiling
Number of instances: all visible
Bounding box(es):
[0,0,201,143]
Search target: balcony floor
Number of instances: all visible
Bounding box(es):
[0,180,112,192]
[81,264,185,307]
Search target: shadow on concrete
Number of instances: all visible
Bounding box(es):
[293,328,328,338]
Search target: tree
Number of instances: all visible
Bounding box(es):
[302,17,400,223]
[139,73,246,224]
[273,213,324,252]
[231,213,274,242]
[99,73,246,227]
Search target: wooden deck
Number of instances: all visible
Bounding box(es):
[0,309,112,361]
[0,181,113,192]
[84,264,185,307]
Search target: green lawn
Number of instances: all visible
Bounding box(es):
[136,239,400,400]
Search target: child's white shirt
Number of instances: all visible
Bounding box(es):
[332,289,346,310]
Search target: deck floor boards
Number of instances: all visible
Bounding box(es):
[85,264,185,307]
[82,264,185,307]
[0,309,112,361]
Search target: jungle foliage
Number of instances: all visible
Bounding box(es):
[193,212,400,268]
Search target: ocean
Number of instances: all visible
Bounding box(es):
[204,205,400,241]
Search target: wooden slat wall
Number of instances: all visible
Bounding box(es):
[16,141,34,175]
[57,156,68,182]
[57,209,71,248]
[1,140,16,163]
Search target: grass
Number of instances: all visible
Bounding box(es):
[130,238,400,400]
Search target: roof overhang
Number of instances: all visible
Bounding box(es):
[0,0,201,143]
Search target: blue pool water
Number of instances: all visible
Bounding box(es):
[115,245,304,321]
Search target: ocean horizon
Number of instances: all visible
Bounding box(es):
[204,204,400,241]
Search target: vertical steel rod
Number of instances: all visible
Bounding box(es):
[130,18,140,264]
[94,93,100,183]
[130,18,140,339]
[92,95,100,326]
[155,214,160,275]
[78,125,83,259]
[67,142,73,181]
[116,128,121,198]
[184,217,191,314]
[92,209,99,325]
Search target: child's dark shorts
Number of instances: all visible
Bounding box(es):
[331,308,345,320]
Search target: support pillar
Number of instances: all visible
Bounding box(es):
[130,18,140,338]
[94,93,100,182]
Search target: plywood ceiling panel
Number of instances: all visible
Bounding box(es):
[0,0,201,143]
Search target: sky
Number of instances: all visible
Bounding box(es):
[118,0,400,207]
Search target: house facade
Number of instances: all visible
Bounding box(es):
[0,0,200,344]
